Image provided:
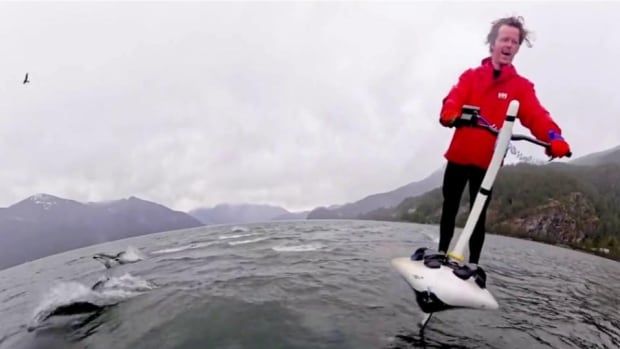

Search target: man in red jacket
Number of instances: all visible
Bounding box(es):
[438,16,571,264]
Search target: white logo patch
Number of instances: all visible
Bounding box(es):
[498,92,508,100]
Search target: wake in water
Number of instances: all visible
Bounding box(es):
[228,237,269,246]
[151,241,220,255]
[272,243,324,252]
[218,232,259,240]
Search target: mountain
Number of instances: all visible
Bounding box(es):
[307,166,444,220]
[366,146,620,260]
[272,211,309,221]
[189,203,291,225]
[570,145,620,166]
[0,194,203,270]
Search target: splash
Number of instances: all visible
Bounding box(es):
[230,226,249,233]
[96,273,156,292]
[120,246,146,262]
[28,273,155,330]
[420,232,440,244]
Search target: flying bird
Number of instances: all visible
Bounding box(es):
[23,73,30,84]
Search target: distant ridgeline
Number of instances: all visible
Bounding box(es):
[363,161,620,261]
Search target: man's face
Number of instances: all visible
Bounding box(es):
[491,25,521,68]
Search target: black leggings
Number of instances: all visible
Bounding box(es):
[438,162,491,264]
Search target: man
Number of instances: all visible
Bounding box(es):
[438,16,571,264]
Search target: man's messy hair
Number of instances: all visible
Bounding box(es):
[486,16,533,51]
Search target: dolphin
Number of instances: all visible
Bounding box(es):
[92,251,129,269]
[42,302,104,320]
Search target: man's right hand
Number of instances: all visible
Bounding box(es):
[440,115,458,128]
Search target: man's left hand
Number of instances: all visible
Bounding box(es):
[547,139,571,158]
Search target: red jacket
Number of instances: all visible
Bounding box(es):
[440,57,561,169]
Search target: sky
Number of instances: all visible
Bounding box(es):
[1,1,619,212]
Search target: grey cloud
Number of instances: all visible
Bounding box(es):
[0,2,618,211]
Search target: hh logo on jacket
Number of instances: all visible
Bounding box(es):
[498,92,508,100]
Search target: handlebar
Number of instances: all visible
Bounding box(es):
[475,122,549,147]
[454,106,572,158]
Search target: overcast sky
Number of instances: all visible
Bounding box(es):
[1,2,618,212]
